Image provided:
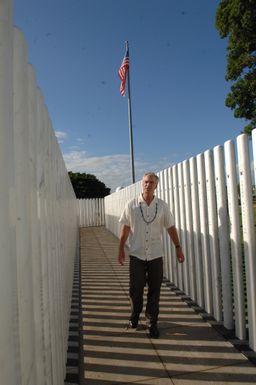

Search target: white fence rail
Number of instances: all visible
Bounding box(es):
[0,2,78,384]
[77,198,105,227]
[105,129,256,351]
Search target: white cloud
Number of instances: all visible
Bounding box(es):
[63,150,174,192]
[55,131,67,144]
[63,150,131,191]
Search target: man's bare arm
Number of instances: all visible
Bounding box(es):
[167,226,185,263]
[118,224,130,265]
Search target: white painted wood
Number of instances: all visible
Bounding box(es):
[189,156,204,307]
[13,27,37,385]
[237,133,256,351]
[183,160,196,301]
[224,140,246,340]
[77,198,105,227]
[253,129,256,187]
[204,150,222,321]
[213,145,233,329]
[197,153,212,314]
[159,170,168,277]
[28,65,45,385]
[178,162,188,293]
[164,168,172,281]
[0,7,78,383]
[167,167,175,283]
[104,129,256,351]
[173,164,181,288]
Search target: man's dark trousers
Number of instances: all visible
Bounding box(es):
[129,255,163,325]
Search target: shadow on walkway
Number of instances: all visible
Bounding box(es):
[79,226,256,385]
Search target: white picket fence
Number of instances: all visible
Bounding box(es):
[0,2,78,385]
[77,198,105,227]
[2,3,256,384]
[105,130,256,352]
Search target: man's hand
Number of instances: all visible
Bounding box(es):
[118,249,125,266]
[176,247,185,263]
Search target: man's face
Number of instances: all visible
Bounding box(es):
[142,175,158,194]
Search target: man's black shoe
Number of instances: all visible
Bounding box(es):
[149,324,159,338]
[127,320,138,329]
[128,313,139,329]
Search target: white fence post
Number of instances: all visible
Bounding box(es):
[28,64,46,384]
[224,139,246,340]
[253,129,256,185]
[172,165,181,288]
[164,168,172,281]
[197,153,212,315]
[183,159,196,301]
[214,145,233,329]
[237,133,256,351]
[13,26,37,385]
[158,171,168,277]
[189,156,204,308]
[205,149,222,322]
[178,162,189,294]
[167,167,175,283]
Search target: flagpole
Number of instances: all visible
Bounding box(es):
[125,40,135,184]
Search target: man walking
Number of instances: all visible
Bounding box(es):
[118,172,185,338]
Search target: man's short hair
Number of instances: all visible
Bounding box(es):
[143,172,159,183]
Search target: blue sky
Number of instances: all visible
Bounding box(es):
[13,0,247,191]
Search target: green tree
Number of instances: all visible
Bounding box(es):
[216,0,256,135]
[68,172,110,199]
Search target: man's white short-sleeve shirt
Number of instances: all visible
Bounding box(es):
[119,194,174,261]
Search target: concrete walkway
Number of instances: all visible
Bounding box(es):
[79,226,256,385]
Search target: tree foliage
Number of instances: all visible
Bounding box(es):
[216,0,256,134]
[69,171,110,199]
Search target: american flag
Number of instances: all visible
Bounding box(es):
[118,48,129,96]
